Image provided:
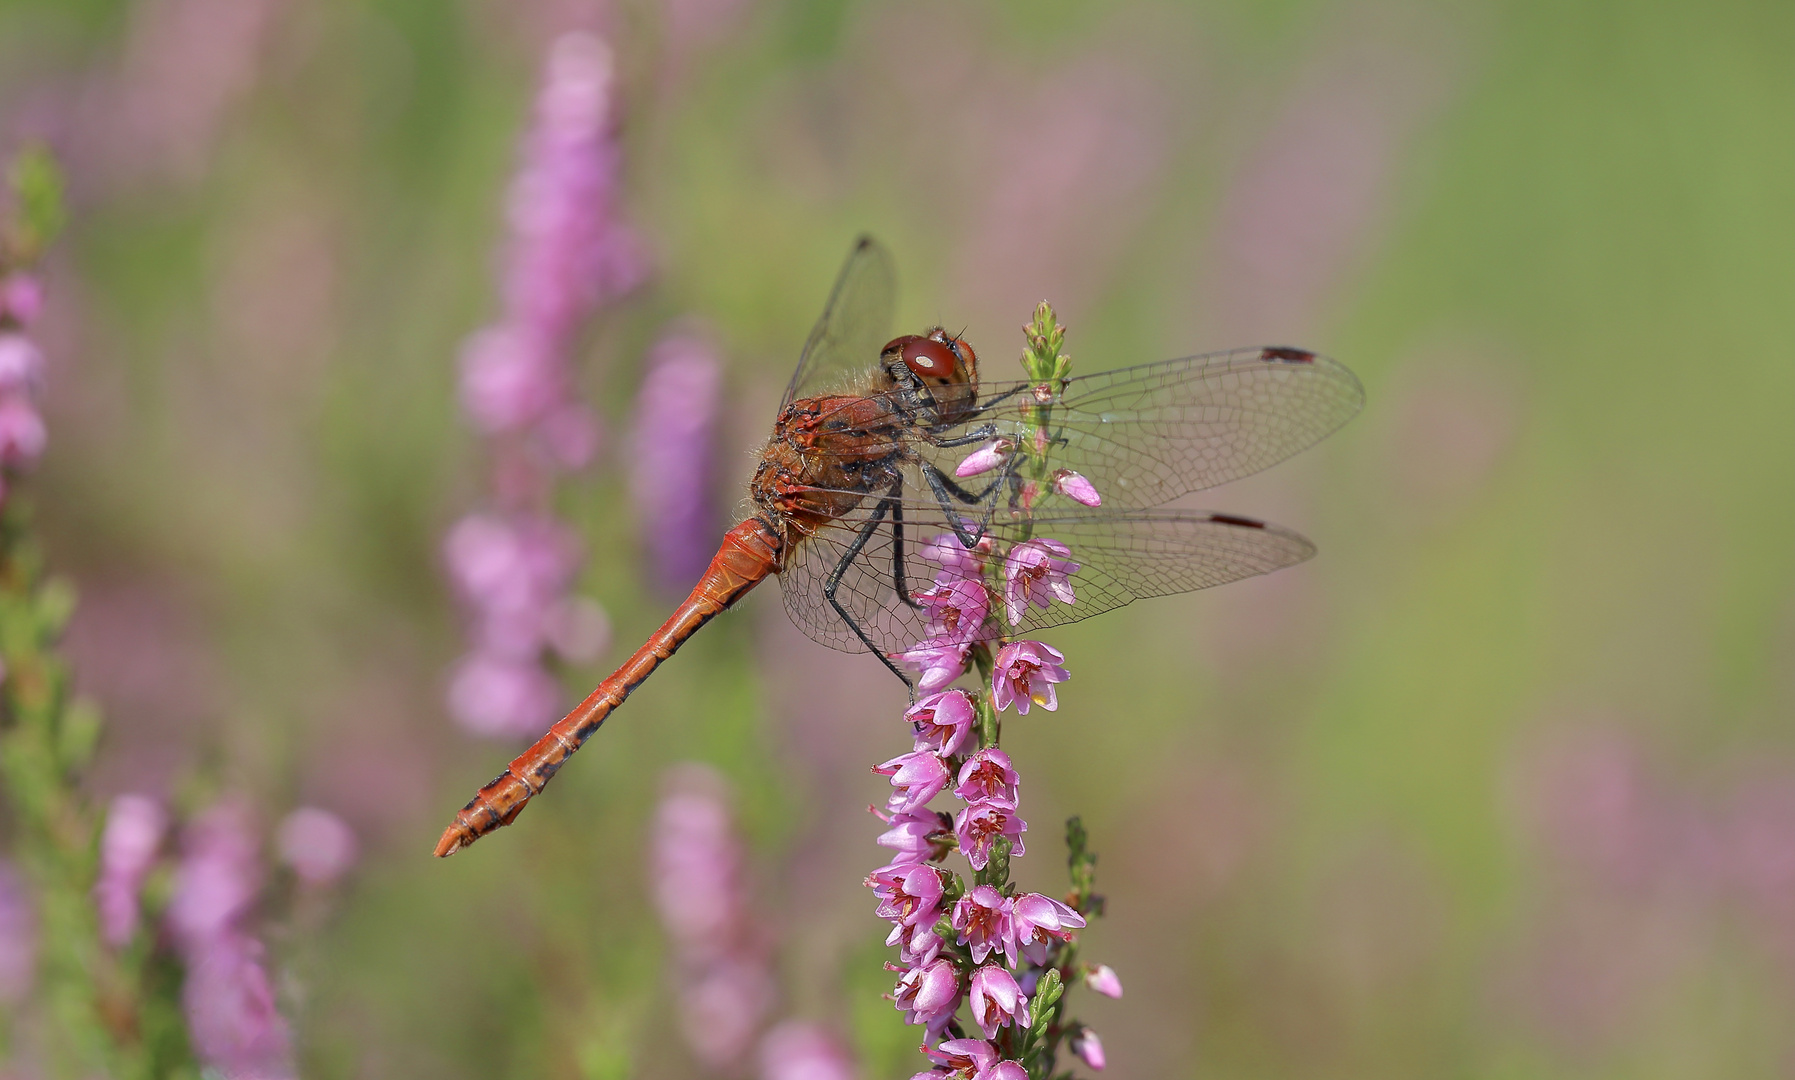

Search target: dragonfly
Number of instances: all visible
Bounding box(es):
[435,237,1363,857]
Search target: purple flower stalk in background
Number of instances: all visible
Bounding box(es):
[0,861,35,1007]
[757,1020,856,1080]
[649,764,774,1071]
[446,29,644,740]
[629,328,724,594]
[168,799,294,1080]
[95,793,168,947]
[865,304,1120,1079]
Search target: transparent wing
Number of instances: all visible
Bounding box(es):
[777,493,1315,658]
[911,346,1364,508]
[781,236,898,410]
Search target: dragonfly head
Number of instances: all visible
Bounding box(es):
[879,328,980,423]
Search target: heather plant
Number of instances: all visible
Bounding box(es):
[870,305,1119,1079]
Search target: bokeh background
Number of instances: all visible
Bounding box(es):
[1,0,1791,1076]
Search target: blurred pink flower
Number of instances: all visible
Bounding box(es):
[458,325,561,435]
[446,651,563,738]
[95,793,168,947]
[990,640,1068,714]
[1084,963,1123,999]
[1068,1026,1105,1070]
[0,275,42,325]
[0,333,45,393]
[757,1020,855,1080]
[650,765,774,1068]
[966,964,1029,1039]
[182,931,294,1080]
[275,806,357,887]
[501,32,647,344]
[629,328,723,594]
[0,861,36,1006]
[166,800,262,949]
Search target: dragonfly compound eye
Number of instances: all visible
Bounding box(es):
[901,337,959,384]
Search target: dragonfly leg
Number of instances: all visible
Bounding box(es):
[928,424,999,448]
[889,481,923,610]
[823,496,918,693]
[919,464,1007,550]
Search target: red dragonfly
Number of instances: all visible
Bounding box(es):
[435,237,1362,857]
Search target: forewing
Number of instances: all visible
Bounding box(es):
[776,495,1315,658]
[925,347,1363,507]
[781,236,898,409]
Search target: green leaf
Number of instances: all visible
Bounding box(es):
[6,146,66,262]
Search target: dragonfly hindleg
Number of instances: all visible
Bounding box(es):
[823,495,918,692]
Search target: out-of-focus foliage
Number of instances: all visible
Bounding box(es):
[0,0,1788,1077]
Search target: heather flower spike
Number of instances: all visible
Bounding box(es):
[865,302,1123,1078]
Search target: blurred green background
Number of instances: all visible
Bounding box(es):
[1,0,1791,1076]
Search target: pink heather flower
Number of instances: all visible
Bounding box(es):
[1011,893,1085,966]
[954,438,1013,478]
[0,395,47,468]
[907,690,977,757]
[446,651,563,738]
[1002,539,1078,626]
[0,861,35,1006]
[954,802,1027,872]
[650,767,747,954]
[875,750,952,814]
[0,333,44,394]
[990,640,1070,715]
[897,639,972,693]
[758,1021,856,1080]
[954,748,1020,808]
[924,1037,999,1075]
[983,1063,1029,1080]
[868,862,946,932]
[182,931,294,1080]
[1085,963,1124,999]
[966,964,1030,1039]
[275,807,357,887]
[917,577,992,646]
[919,530,992,581]
[892,957,960,1034]
[629,328,723,594]
[875,807,954,863]
[95,794,168,947]
[0,275,43,326]
[1050,468,1102,506]
[1069,1027,1106,1070]
[166,800,262,950]
[950,885,1015,965]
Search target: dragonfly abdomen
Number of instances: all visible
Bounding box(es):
[434,517,784,857]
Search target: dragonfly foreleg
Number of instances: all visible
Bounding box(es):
[919,464,1000,551]
[823,496,918,694]
[925,424,999,449]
